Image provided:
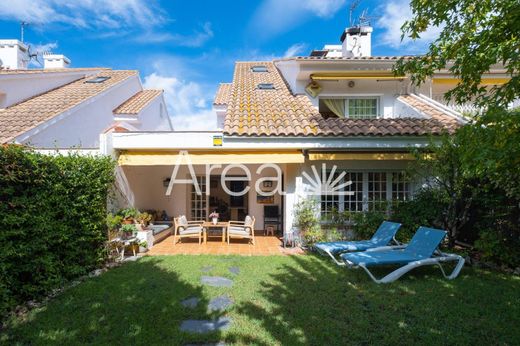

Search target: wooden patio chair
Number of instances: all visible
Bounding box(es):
[227,215,256,245]
[173,215,204,245]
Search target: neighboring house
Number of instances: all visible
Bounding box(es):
[0,40,173,150]
[0,24,512,241]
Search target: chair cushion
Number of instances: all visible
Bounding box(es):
[244,215,253,226]
[314,240,377,254]
[178,215,188,227]
[179,226,202,235]
[228,226,250,236]
[341,250,420,267]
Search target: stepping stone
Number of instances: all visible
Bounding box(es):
[181,297,200,309]
[201,265,214,273]
[207,295,233,312]
[201,276,233,288]
[228,266,240,275]
[180,317,232,334]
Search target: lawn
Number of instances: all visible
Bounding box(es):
[2,254,520,345]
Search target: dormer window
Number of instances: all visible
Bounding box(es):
[251,65,268,72]
[257,83,275,90]
[319,97,379,119]
[85,76,111,84]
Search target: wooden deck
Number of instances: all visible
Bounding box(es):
[147,235,304,256]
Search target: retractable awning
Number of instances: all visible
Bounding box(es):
[432,78,509,86]
[118,150,305,166]
[308,152,415,161]
[310,71,404,81]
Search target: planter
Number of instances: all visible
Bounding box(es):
[122,218,134,225]
[212,217,218,225]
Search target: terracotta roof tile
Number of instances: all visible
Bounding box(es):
[222,61,461,137]
[0,67,109,75]
[113,89,162,115]
[213,83,232,105]
[0,70,137,143]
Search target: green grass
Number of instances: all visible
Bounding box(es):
[2,254,520,345]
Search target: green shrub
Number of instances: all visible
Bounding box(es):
[350,210,386,241]
[0,145,115,319]
[475,229,520,268]
[391,189,446,242]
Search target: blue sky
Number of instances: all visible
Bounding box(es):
[0,0,438,130]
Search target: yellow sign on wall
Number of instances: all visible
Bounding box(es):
[213,136,223,146]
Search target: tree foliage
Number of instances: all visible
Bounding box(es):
[395,0,520,109]
[0,146,115,319]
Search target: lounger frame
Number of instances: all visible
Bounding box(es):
[316,236,403,266]
[344,247,465,284]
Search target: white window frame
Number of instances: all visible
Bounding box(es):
[319,170,412,217]
[318,94,382,119]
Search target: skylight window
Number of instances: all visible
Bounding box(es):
[85,76,111,83]
[257,83,275,90]
[251,65,268,72]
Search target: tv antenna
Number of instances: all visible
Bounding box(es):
[349,0,361,27]
[20,21,29,43]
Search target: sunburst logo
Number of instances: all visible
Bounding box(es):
[303,163,355,196]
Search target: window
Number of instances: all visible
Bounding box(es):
[257,83,275,90]
[320,171,411,216]
[392,172,411,201]
[251,65,268,72]
[190,176,207,221]
[319,97,379,118]
[85,76,111,83]
[348,98,378,118]
[368,172,387,211]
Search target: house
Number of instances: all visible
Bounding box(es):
[0,39,173,150]
[0,23,511,245]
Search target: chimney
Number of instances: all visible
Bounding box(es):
[340,25,373,58]
[0,39,29,70]
[43,53,70,69]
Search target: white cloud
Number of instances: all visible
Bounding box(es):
[0,0,165,29]
[283,43,307,58]
[250,0,346,39]
[376,0,442,52]
[136,22,214,47]
[143,73,217,131]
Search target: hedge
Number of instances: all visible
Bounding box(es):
[0,145,115,319]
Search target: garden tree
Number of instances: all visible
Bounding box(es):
[395,0,520,110]
[410,135,477,247]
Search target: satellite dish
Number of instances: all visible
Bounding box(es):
[305,81,322,98]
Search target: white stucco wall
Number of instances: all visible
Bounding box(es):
[0,72,94,108]
[137,96,173,131]
[20,76,142,148]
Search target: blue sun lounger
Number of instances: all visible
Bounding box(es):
[341,227,465,284]
[314,221,402,266]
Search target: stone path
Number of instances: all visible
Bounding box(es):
[228,266,240,275]
[207,295,233,312]
[200,276,233,288]
[180,317,232,333]
[180,266,240,343]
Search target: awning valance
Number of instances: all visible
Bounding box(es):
[308,152,415,161]
[118,150,305,166]
[432,78,509,86]
[310,71,404,81]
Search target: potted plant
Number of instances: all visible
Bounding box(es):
[120,224,138,239]
[209,211,219,225]
[139,240,148,253]
[119,208,139,224]
[136,212,152,228]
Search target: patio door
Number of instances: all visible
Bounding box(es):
[190,175,207,221]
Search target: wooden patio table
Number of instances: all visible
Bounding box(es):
[201,221,229,244]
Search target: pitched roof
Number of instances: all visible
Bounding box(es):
[113,89,163,115]
[0,67,108,75]
[213,83,232,105]
[0,70,137,143]
[223,61,461,137]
